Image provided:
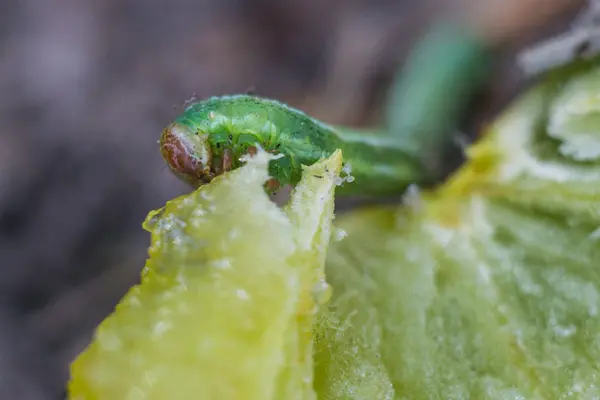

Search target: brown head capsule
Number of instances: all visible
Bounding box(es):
[160,122,214,187]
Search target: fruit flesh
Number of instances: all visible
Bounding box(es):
[68,150,343,400]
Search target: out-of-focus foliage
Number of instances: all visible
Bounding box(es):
[70,59,600,399]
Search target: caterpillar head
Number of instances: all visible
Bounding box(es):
[160,122,215,187]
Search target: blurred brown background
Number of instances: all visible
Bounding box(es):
[0,0,576,398]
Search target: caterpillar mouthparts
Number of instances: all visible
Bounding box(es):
[160,122,215,187]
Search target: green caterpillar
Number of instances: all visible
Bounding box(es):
[160,23,492,197]
[160,94,430,197]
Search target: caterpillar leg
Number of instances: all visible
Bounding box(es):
[222,149,233,172]
[237,144,281,195]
